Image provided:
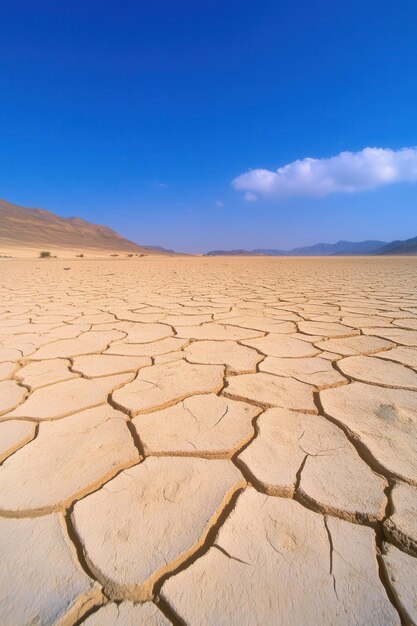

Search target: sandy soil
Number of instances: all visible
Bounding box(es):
[0,255,416,625]
[0,244,167,259]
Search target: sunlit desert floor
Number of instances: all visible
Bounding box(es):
[0,255,416,625]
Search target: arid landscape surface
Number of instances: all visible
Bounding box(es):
[1,255,417,625]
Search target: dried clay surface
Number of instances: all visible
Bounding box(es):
[0,255,416,624]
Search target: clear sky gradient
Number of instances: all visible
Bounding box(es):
[1,0,417,252]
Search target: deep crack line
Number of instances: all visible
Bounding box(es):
[323,517,338,599]
[213,543,253,566]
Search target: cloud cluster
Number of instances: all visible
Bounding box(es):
[232,147,417,200]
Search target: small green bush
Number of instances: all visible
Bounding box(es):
[39,251,51,258]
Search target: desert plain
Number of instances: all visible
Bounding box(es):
[0,254,417,625]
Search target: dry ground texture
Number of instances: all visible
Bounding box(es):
[0,255,417,625]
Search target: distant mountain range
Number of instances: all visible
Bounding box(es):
[2,198,416,257]
[206,237,417,256]
[375,236,417,255]
[206,249,255,256]
[145,245,177,254]
[255,240,389,256]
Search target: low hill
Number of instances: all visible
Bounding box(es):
[292,240,387,256]
[206,240,388,257]
[375,236,417,255]
[145,245,178,254]
[205,249,255,256]
[0,199,161,256]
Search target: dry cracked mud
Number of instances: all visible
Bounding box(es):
[0,255,416,624]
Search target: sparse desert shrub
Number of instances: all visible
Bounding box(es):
[76,253,84,257]
[110,253,119,257]
[127,253,134,257]
[39,251,51,258]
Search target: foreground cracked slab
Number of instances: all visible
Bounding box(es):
[377,346,417,369]
[4,373,131,420]
[0,514,103,625]
[219,314,297,333]
[176,323,264,341]
[0,418,36,462]
[0,405,140,515]
[124,322,174,343]
[15,357,77,388]
[298,320,360,337]
[259,355,346,388]
[314,335,394,356]
[337,355,417,390]
[184,339,262,373]
[238,408,387,521]
[0,361,17,380]
[0,346,23,362]
[382,543,417,626]
[362,327,417,346]
[72,353,152,377]
[112,360,224,415]
[161,489,399,625]
[72,457,245,600]
[384,482,417,555]
[133,393,259,456]
[105,336,188,357]
[320,382,417,483]
[242,333,320,357]
[225,372,316,412]
[83,601,171,625]
[28,329,124,359]
[0,379,27,415]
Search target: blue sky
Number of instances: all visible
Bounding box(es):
[1,0,417,252]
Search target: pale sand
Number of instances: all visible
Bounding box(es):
[0,244,167,259]
[0,255,416,625]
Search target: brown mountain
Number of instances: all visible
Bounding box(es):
[0,199,158,255]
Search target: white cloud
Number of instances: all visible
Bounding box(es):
[215,200,224,208]
[232,147,417,199]
[158,182,168,188]
[243,191,258,202]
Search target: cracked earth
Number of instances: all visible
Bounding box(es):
[0,255,416,625]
